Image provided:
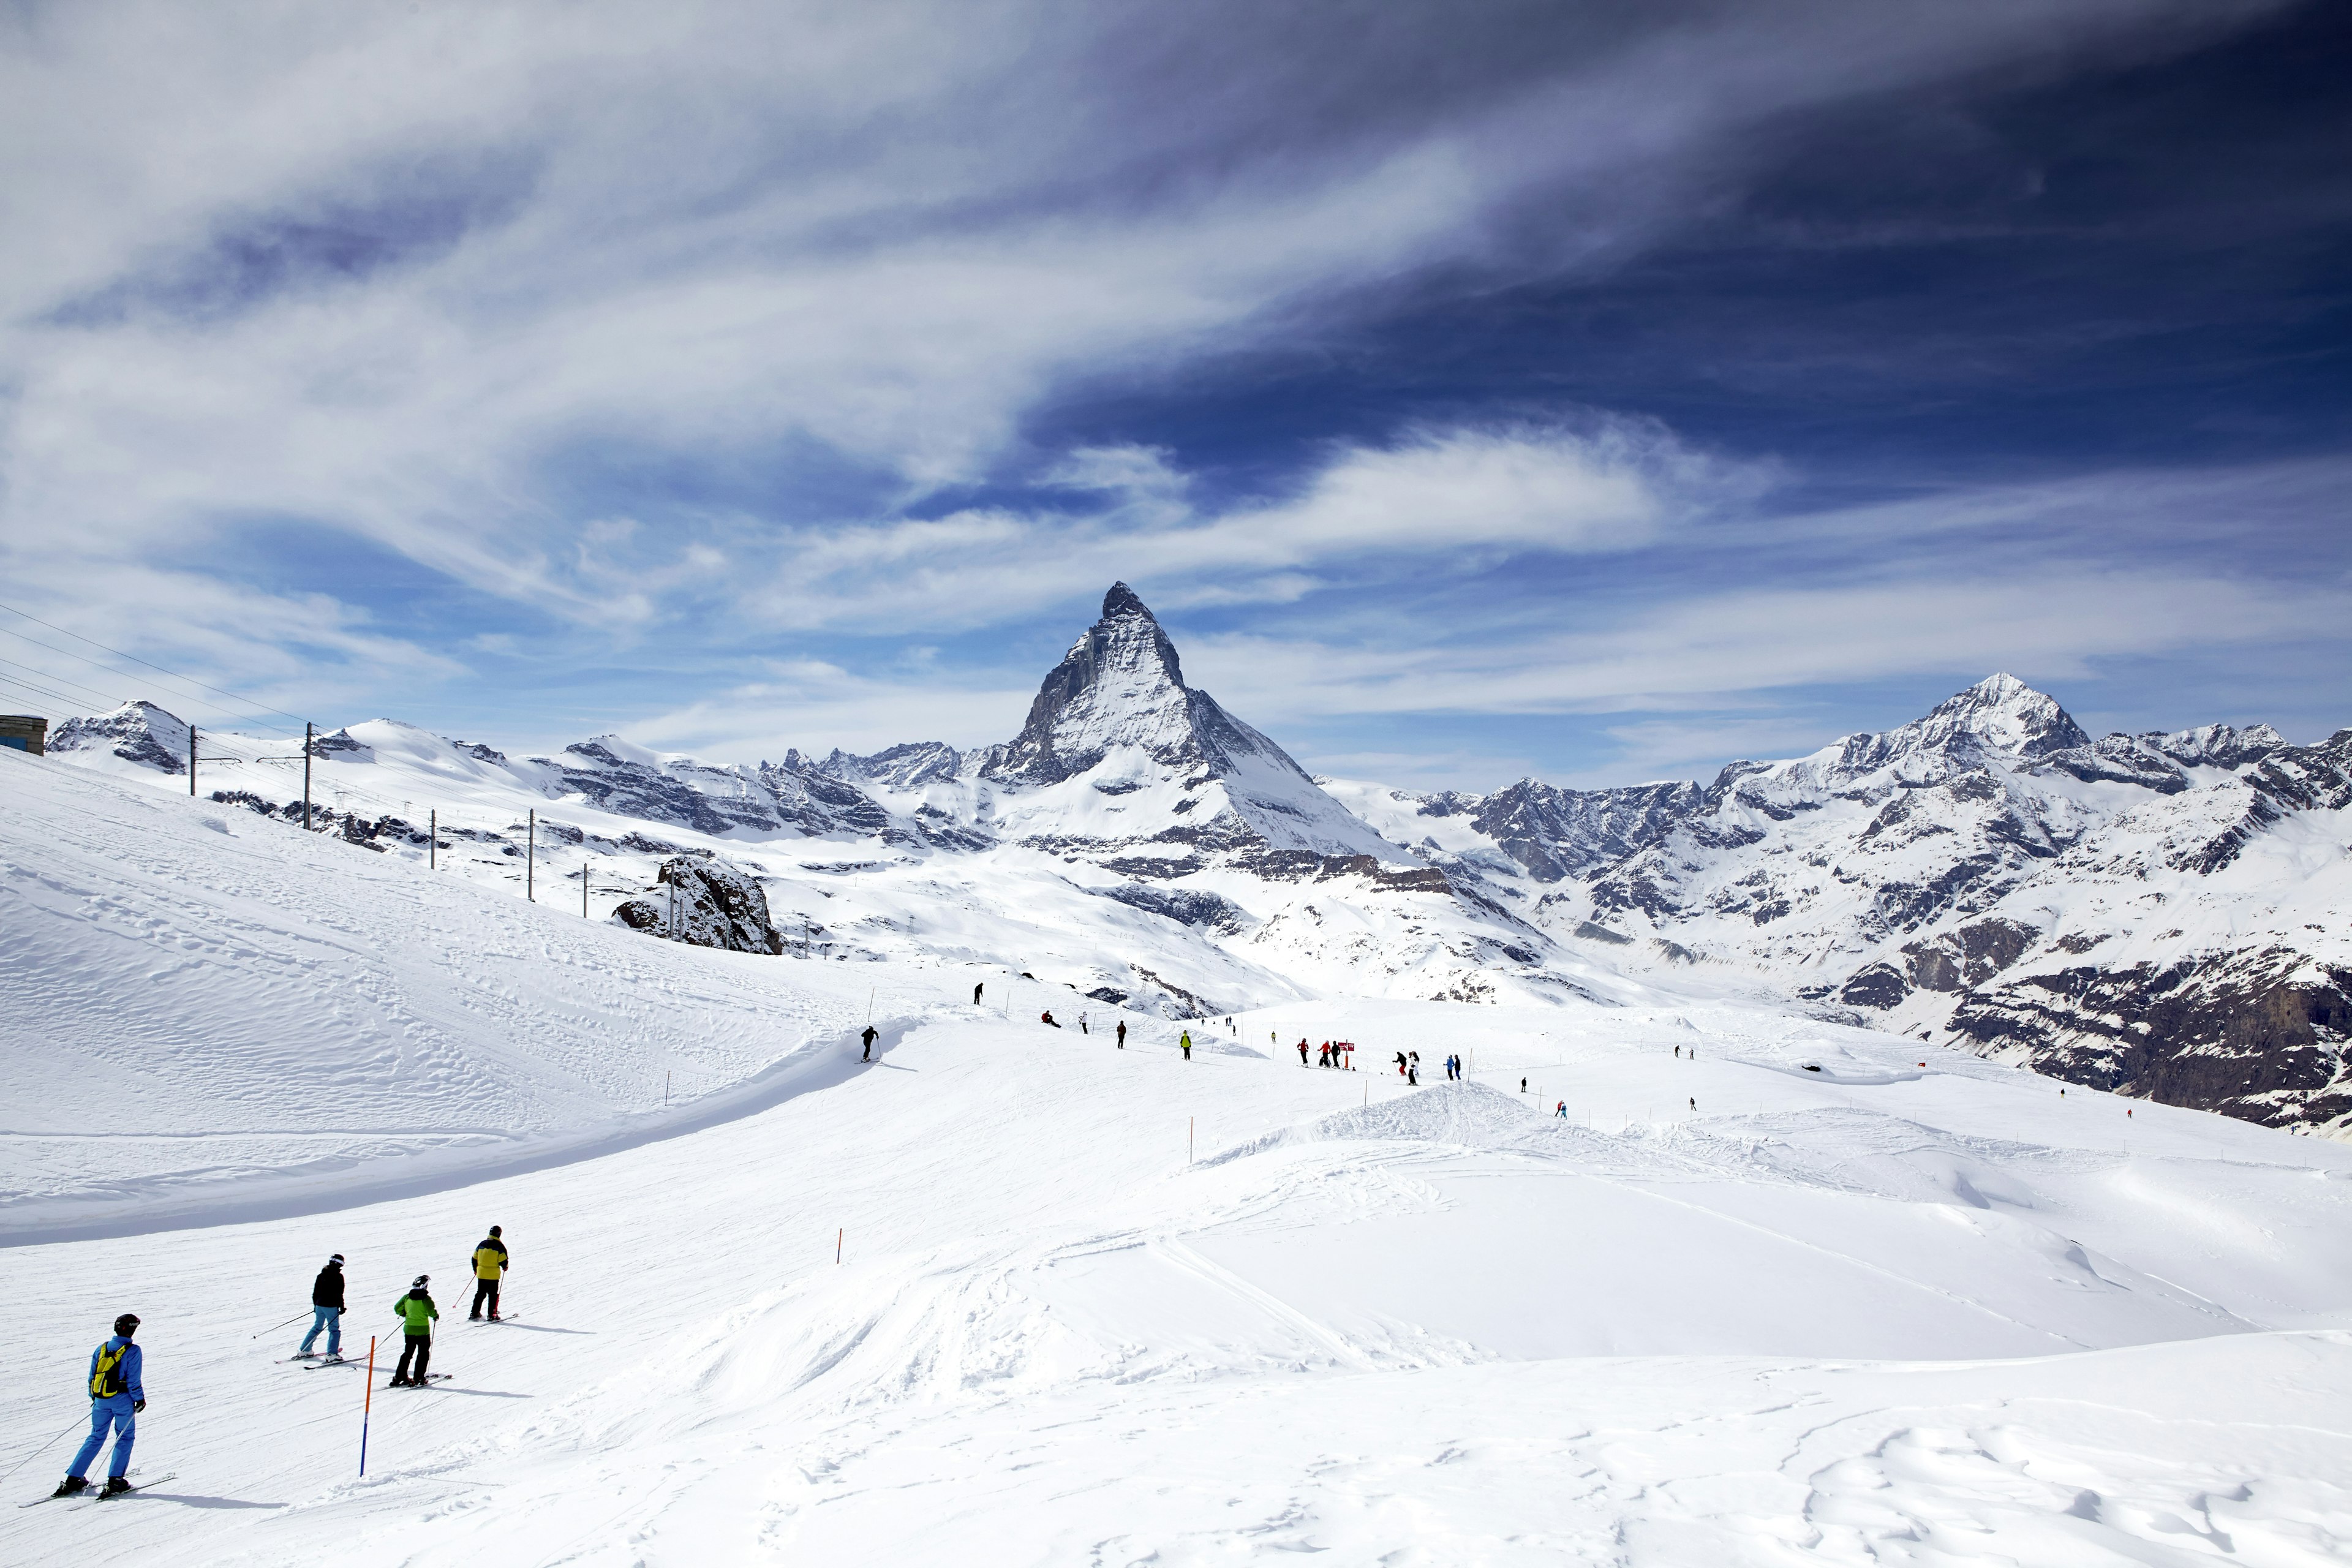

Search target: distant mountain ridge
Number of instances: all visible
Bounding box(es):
[39,589,2351,1136]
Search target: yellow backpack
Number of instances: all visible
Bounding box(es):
[90,1342,128,1398]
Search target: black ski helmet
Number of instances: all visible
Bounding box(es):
[412,1274,430,1288]
[114,1313,140,1335]
[488,1225,501,1237]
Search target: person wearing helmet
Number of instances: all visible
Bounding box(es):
[1180,1030,1191,1061]
[469,1227,510,1321]
[54,1313,145,1497]
[297,1254,347,1360]
[391,1276,439,1386]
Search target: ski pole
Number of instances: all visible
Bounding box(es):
[251,1310,312,1340]
[359,1336,377,1477]
[0,1417,81,1484]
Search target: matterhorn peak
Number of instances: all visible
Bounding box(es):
[986,584,1195,783]
[1100,580,1155,622]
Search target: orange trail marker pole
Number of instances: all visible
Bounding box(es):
[359,1336,378,1476]
[836,1227,843,1264]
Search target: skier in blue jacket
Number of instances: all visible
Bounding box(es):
[55,1313,146,1497]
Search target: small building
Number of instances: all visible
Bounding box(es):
[0,714,47,755]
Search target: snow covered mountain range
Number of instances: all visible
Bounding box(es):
[40,584,2351,1136]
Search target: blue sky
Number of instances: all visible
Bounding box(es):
[1,0,2345,788]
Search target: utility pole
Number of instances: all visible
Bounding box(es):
[188,724,197,797]
[527,809,536,901]
[303,723,314,830]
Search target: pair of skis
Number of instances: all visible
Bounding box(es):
[18,1471,177,1509]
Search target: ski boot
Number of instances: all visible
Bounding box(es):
[52,1477,88,1498]
[102,1477,133,1496]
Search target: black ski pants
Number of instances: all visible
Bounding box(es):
[394,1332,432,1383]
[470,1278,500,1319]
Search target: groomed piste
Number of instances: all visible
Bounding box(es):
[6,749,2352,1562]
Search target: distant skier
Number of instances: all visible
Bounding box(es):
[297,1254,347,1359]
[1520,1077,1527,1094]
[1080,1014,1089,1035]
[1116,1020,1127,1049]
[1688,1097,1696,1112]
[861,1024,878,1061]
[973,982,984,1006]
[469,1227,509,1321]
[392,1276,439,1386]
[1180,1030,1193,1061]
[1556,1101,1568,1117]
[1298,1039,1310,1066]
[53,1313,144,1497]
[1041,1011,1061,1028]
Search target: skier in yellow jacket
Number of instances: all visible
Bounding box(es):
[468,1226,510,1321]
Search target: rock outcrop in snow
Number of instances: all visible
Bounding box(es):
[612,856,786,954]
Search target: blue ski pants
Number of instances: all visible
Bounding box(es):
[300,1306,343,1355]
[70,1398,135,1480]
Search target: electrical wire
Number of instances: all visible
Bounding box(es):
[0,652,126,710]
[0,601,309,736]
[0,668,111,715]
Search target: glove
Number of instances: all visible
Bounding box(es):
[134,1400,146,1413]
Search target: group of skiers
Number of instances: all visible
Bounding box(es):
[1294,1039,1361,1069]
[48,1224,512,1498]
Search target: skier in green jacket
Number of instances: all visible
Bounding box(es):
[390,1275,439,1387]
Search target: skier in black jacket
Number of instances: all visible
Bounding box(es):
[298,1254,347,1359]
[861,1024,877,1061]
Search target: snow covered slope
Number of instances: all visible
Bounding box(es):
[8,735,2352,1561]
[8,938,2352,1556]
[0,747,879,1240]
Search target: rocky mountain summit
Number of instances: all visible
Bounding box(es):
[37,597,2348,1135]
[1360,675,2351,1134]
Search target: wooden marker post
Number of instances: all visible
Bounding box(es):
[527,809,536,901]
[837,1227,843,1264]
[429,810,436,870]
[189,725,197,796]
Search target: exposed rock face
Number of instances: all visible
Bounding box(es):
[1439,777,1702,883]
[1948,949,2351,1129]
[1096,882,1253,934]
[49,701,190,774]
[611,858,784,954]
[820,741,962,790]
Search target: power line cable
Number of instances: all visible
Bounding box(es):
[0,600,311,733]
[0,654,126,710]
[0,669,111,714]
[0,628,300,735]
[0,624,301,737]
